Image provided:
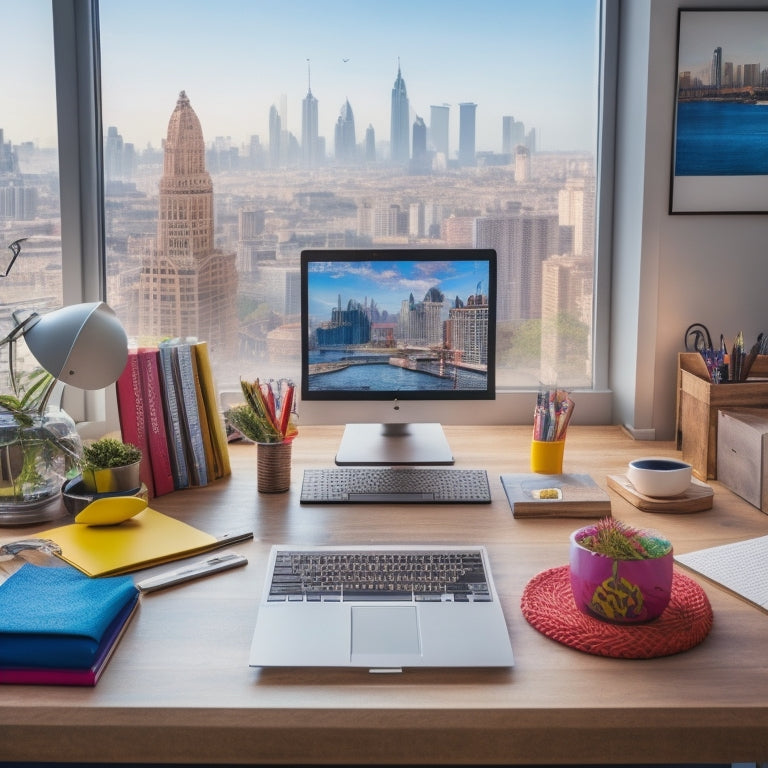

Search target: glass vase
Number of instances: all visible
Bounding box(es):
[0,408,82,525]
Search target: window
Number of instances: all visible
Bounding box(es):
[0,0,63,385]
[41,0,616,425]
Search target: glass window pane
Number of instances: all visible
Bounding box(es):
[99,0,599,395]
[0,0,62,387]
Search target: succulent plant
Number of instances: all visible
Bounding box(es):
[81,437,141,470]
[575,517,671,560]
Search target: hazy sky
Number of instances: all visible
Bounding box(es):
[3,0,598,154]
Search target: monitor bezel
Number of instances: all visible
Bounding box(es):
[300,248,497,404]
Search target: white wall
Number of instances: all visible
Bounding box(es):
[612,0,768,441]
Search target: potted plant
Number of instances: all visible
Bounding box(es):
[80,436,142,494]
[569,517,674,624]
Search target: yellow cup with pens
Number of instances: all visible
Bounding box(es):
[530,439,566,474]
[531,387,574,474]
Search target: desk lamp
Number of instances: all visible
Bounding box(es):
[8,301,129,393]
[0,303,128,525]
[0,241,128,525]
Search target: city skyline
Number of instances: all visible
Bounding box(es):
[306,260,491,319]
[677,10,768,83]
[3,0,597,154]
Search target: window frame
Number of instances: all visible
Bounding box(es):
[51,0,617,428]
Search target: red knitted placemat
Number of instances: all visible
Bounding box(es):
[520,565,713,658]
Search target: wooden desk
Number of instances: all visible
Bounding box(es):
[1,425,767,766]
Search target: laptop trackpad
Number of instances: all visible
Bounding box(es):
[351,606,420,655]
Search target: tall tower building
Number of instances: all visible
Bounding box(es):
[411,115,428,171]
[430,104,449,160]
[474,211,559,322]
[268,105,281,168]
[502,115,525,157]
[558,175,596,261]
[334,99,356,163]
[138,91,238,362]
[458,102,477,167]
[365,124,376,162]
[711,47,722,89]
[390,61,410,165]
[302,62,319,167]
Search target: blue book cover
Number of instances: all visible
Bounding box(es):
[0,563,138,669]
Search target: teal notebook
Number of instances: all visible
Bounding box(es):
[0,563,138,669]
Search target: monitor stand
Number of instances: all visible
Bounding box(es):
[335,423,455,466]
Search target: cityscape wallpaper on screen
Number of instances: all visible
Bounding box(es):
[305,258,492,394]
[1,51,596,392]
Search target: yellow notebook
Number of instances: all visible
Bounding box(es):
[39,508,245,577]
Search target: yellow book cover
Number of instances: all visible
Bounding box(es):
[193,341,231,478]
[38,508,221,577]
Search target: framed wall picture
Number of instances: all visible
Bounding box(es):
[670,8,768,214]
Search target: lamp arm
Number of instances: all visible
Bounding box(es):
[0,312,41,399]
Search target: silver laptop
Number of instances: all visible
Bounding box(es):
[249,544,514,670]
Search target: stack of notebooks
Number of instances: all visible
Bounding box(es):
[0,563,139,686]
[115,338,231,500]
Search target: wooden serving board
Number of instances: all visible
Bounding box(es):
[607,474,713,513]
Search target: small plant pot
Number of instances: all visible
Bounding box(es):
[81,461,142,494]
[569,527,673,624]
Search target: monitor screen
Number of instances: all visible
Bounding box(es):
[300,248,497,465]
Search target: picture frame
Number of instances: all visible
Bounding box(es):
[670,8,768,214]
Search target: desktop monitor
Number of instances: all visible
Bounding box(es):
[300,248,497,465]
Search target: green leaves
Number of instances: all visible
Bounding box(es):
[225,378,297,444]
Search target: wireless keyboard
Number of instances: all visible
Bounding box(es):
[300,467,491,504]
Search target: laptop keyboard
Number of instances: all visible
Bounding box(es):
[300,467,491,504]
[266,549,492,602]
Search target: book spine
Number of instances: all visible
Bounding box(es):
[158,343,189,490]
[193,341,231,478]
[172,343,208,487]
[114,349,155,498]
[137,348,175,497]
[189,346,216,480]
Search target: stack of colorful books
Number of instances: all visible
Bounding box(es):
[115,338,231,499]
[0,563,139,686]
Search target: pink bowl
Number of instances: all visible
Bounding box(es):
[569,529,673,623]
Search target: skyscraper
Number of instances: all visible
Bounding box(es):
[334,99,356,163]
[458,103,477,167]
[302,62,319,166]
[268,104,281,168]
[138,91,238,361]
[711,46,722,89]
[411,115,427,172]
[430,104,449,162]
[365,124,376,162]
[390,61,410,165]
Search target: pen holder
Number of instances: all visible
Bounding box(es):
[256,441,292,493]
[530,439,565,474]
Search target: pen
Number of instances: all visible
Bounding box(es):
[137,552,248,593]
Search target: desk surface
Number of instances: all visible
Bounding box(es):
[1,425,767,766]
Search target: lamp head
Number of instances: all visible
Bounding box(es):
[23,302,128,390]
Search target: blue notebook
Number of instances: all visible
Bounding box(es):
[0,563,138,669]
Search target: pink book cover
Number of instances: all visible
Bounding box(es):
[137,347,176,497]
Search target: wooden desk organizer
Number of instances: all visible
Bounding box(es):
[676,352,768,480]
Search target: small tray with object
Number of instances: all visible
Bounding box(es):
[607,474,713,513]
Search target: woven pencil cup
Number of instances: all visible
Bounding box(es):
[256,441,292,493]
